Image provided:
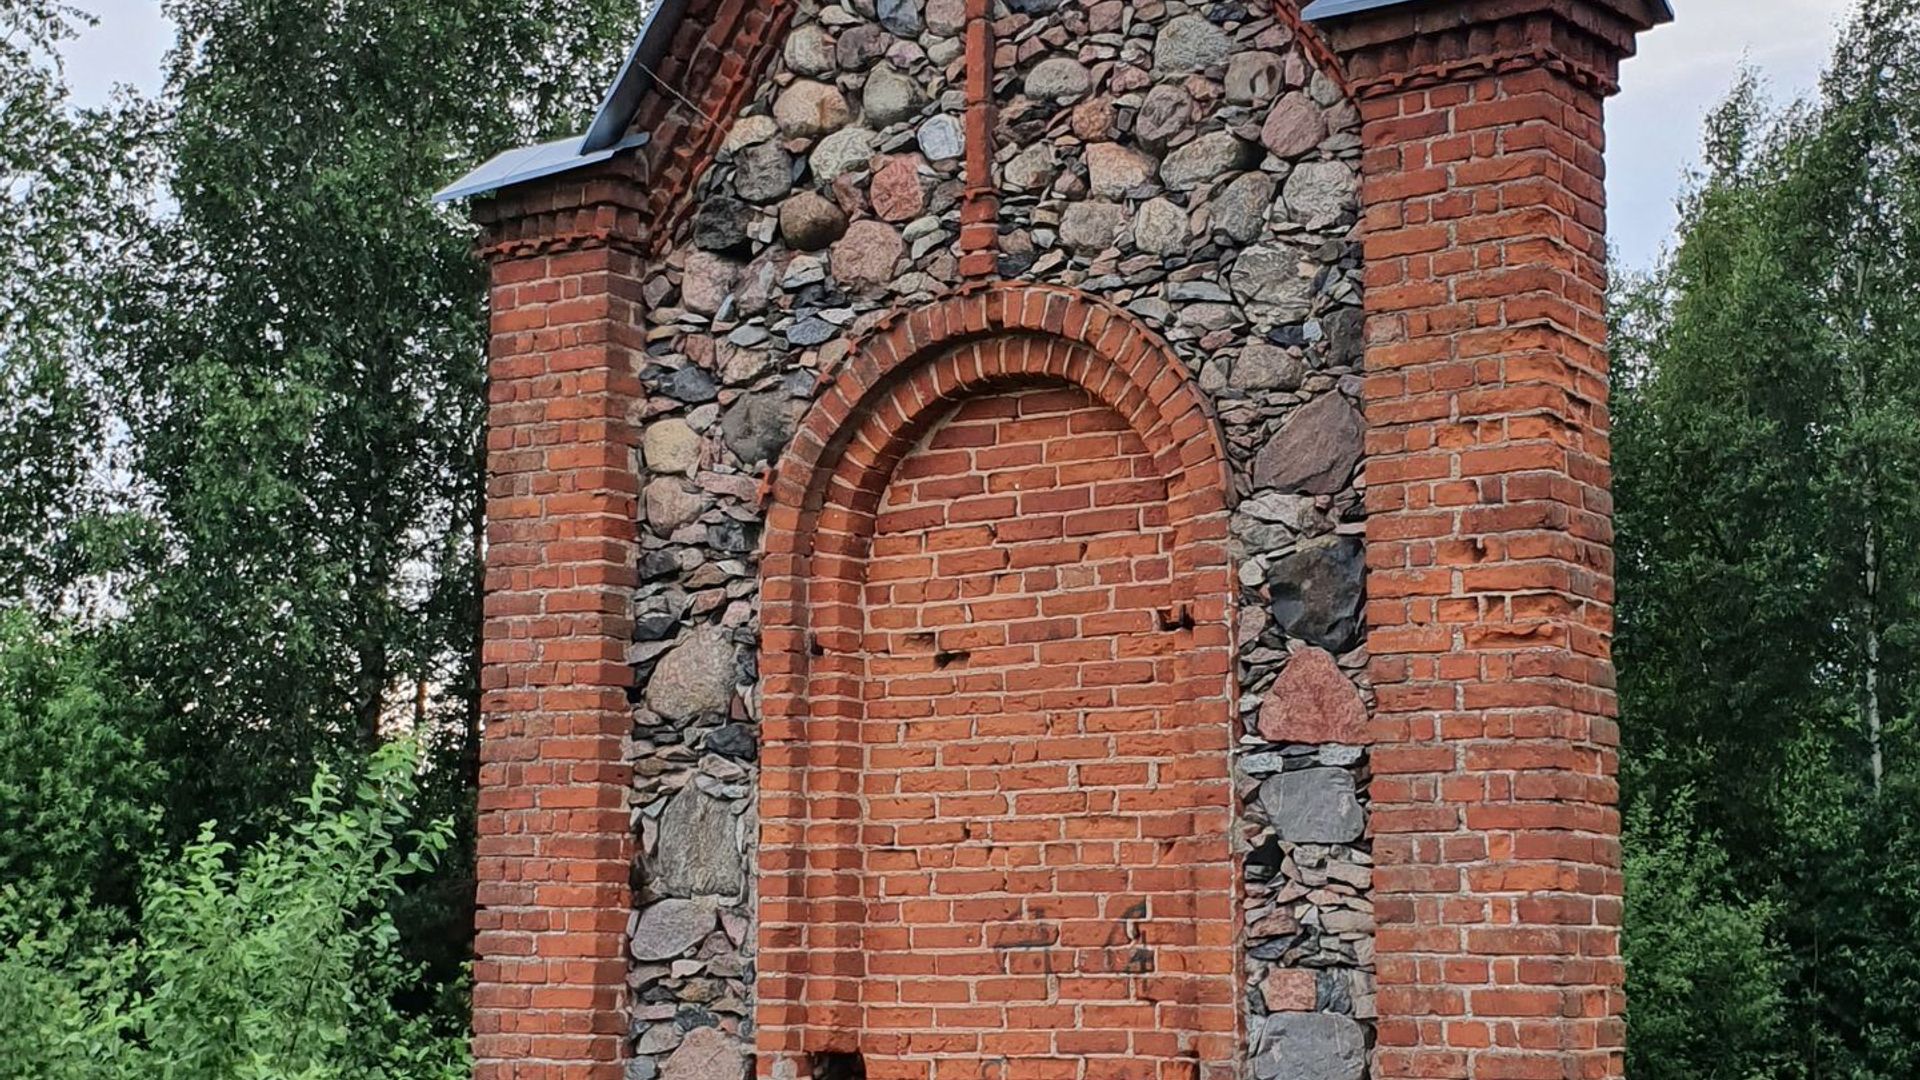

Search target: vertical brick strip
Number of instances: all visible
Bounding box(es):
[471,174,647,1080]
[1311,3,1663,1078]
[957,0,999,279]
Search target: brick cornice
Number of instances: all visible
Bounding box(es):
[470,154,653,260]
[1317,0,1665,98]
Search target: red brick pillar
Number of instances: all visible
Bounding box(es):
[469,167,647,1080]
[1311,2,1664,1078]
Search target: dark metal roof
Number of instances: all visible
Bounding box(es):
[1301,0,1674,23]
[581,0,690,153]
[433,133,649,202]
[433,0,686,203]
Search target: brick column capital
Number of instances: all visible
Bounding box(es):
[1316,0,1667,98]
[471,154,653,262]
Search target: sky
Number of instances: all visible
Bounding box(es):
[59,0,1858,271]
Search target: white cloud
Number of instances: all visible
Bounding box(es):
[1610,0,1856,268]
[60,0,170,107]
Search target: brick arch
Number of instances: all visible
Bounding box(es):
[755,283,1242,1079]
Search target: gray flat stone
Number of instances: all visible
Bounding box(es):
[1025,57,1092,103]
[1060,200,1128,253]
[1232,342,1307,392]
[643,418,701,476]
[1004,143,1059,193]
[917,114,964,160]
[631,899,717,961]
[660,1024,747,1080]
[1254,392,1364,494]
[1212,171,1275,245]
[732,141,793,204]
[651,786,745,898]
[1253,1012,1366,1080]
[1231,243,1317,323]
[720,390,800,468]
[1227,51,1286,105]
[877,0,924,36]
[1154,14,1234,73]
[784,24,838,77]
[644,478,705,534]
[864,65,928,127]
[810,126,878,180]
[646,627,737,721]
[1284,160,1356,222]
[1135,83,1193,150]
[1133,197,1188,255]
[1161,131,1257,191]
[1259,768,1364,844]
[1267,535,1365,651]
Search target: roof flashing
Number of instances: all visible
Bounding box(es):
[432,132,649,204]
[582,0,690,153]
[1301,0,1674,24]
[433,0,684,202]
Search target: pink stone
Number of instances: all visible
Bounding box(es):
[1262,92,1330,159]
[1261,968,1318,1012]
[1109,63,1150,92]
[829,219,905,290]
[1256,647,1369,744]
[869,154,927,223]
[1070,97,1117,141]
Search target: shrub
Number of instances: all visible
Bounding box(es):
[0,741,468,1079]
[1624,796,1794,1080]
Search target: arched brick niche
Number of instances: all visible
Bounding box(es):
[756,283,1240,1080]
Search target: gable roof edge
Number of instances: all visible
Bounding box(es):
[433,0,686,203]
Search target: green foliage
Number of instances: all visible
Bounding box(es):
[0,607,159,917]
[1616,1,1920,1074]
[0,1,160,604]
[0,742,467,1080]
[0,0,643,1059]
[1623,798,1791,1080]
[112,0,642,835]
[1753,778,1920,1077]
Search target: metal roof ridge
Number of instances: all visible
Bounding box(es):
[1300,0,1674,25]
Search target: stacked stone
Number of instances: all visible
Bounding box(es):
[620,1,1369,1077]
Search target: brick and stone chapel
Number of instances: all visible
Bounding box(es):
[442,0,1671,1077]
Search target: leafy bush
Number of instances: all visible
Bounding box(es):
[1624,797,1793,1080]
[0,741,468,1079]
[0,607,158,918]
[1781,779,1920,1078]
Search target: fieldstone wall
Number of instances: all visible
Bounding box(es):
[618,1,1369,1077]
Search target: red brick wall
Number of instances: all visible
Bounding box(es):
[470,216,645,1079]
[757,285,1238,1080]
[1347,39,1628,1080]
[857,384,1225,1079]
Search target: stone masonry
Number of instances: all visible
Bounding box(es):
[456,2,1667,1079]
